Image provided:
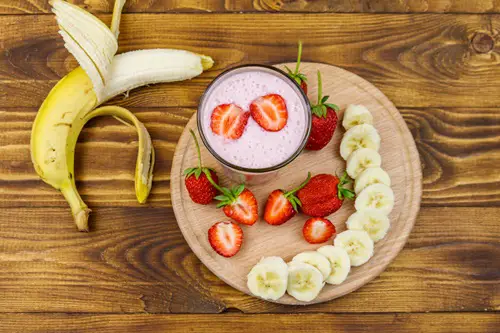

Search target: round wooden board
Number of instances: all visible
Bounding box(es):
[171,62,422,305]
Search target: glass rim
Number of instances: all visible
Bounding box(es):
[197,64,312,174]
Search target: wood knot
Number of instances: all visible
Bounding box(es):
[471,33,495,54]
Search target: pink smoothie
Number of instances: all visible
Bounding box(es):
[200,69,308,169]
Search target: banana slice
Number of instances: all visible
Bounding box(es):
[346,210,390,242]
[343,104,373,130]
[316,246,351,285]
[287,262,325,302]
[355,183,395,215]
[292,251,332,281]
[346,148,381,179]
[334,230,374,266]
[247,256,288,301]
[354,167,391,194]
[340,124,381,160]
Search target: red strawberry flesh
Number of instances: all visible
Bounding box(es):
[208,221,243,257]
[302,217,336,244]
[264,190,296,225]
[223,189,258,225]
[211,103,250,139]
[250,94,288,132]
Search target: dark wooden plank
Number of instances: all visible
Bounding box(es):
[1,107,498,208]
[404,108,500,206]
[0,207,498,313]
[1,0,500,14]
[1,14,499,108]
[0,313,498,333]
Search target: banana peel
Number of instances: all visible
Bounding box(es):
[30,0,213,231]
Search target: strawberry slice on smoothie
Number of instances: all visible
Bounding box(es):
[250,94,288,132]
[211,103,250,140]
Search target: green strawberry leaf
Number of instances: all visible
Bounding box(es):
[194,168,202,179]
[324,103,340,111]
[214,195,229,201]
[216,202,228,208]
[221,187,233,198]
[321,95,330,103]
[233,184,245,197]
[297,73,308,82]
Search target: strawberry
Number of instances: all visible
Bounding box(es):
[211,103,250,140]
[208,221,243,257]
[184,129,219,204]
[285,41,308,95]
[264,173,311,225]
[305,71,339,151]
[250,94,288,132]
[205,173,259,225]
[297,172,355,217]
[302,217,336,244]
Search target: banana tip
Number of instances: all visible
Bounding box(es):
[200,55,214,71]
[75,208,92,232]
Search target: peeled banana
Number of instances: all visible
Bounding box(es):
[334,230,374,267]
[346,210,390,242]
[342,104,373,130]
[340,124,381,160]
[355,183,395,215]
[316,246,351,285]
[346,148,382,179]
[247,257,289,301]
[291,251,332,281]
[354,167,391,194]
[287,262,325,302]
[31,0,213,231]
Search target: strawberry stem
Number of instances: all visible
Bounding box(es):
[285,172,311,197]
[294,41,303,74]
[189,129,202,170]
[204,169,230,197]
[317,70,322,105]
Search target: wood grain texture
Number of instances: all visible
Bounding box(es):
[171,62,421,305]
[0,313,499,333]
[1,206,498,313]
[1,0,500,14]
[1,14,500,107]
[0,106,498,209]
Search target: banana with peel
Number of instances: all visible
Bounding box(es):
[31,0,213,231]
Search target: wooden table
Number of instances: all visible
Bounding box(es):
[0,1,499,332]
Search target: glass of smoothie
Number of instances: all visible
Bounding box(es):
[197,65,311,185]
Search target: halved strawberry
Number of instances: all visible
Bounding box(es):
[204,173,259,225]
[208,221,243,257]
[285,41,308,95]
[302,217,336,244]
[264,173,311,225]
[222,189,258,225]
[211,103,250,140]
[250,94,288,132]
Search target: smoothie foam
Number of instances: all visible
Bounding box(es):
[201,69,307,169]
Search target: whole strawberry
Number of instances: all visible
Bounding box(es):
[205,174,259,226]
[285,41,308,95]
[305,71,339,151]
[184,129,219,204]
[264,172,311,225]
[297,172,355,217]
